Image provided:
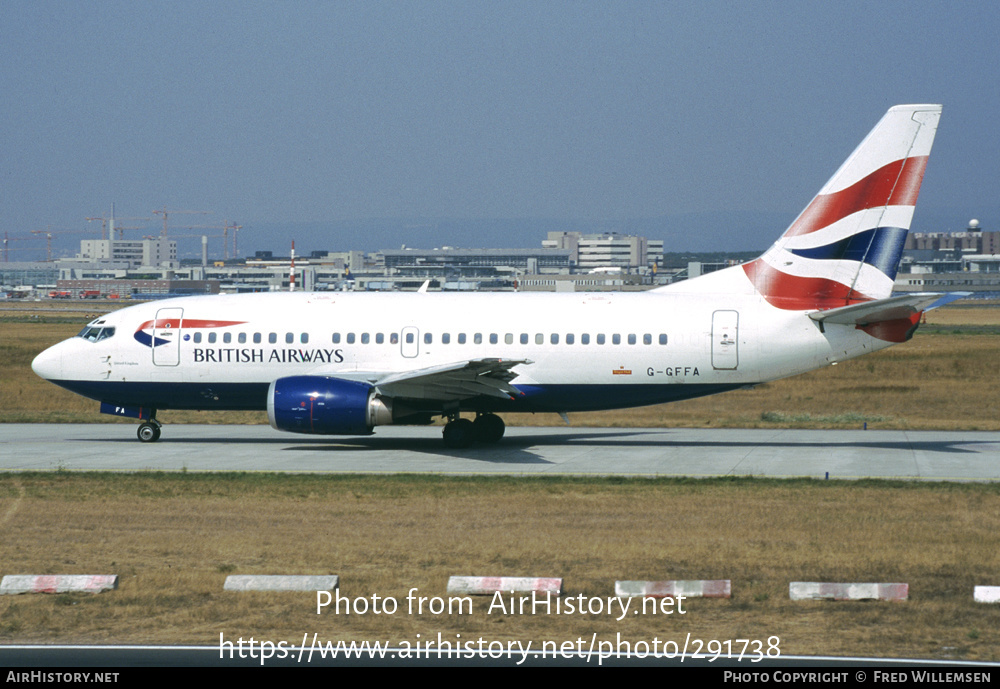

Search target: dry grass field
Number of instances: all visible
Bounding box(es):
[0,474,998,661]
[1,299,998,661]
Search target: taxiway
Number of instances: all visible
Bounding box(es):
[2,424,998,481]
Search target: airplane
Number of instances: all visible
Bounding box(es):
[33,104,953,447]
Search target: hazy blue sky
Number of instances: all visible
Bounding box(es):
[3,1,998,255]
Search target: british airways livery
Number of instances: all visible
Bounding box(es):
[33,105,950,447]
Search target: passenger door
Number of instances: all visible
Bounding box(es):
[152,307,183,366]
[712,310,739,370]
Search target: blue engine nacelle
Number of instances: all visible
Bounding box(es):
[267,376,393,435]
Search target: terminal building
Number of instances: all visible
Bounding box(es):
[542,231,663,271]
[894,220,1000,295]
[77,238,178,268]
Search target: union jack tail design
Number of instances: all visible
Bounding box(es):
[744,104,942,310]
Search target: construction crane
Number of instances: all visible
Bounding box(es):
[152,207,212,237]
[151,221,241,260]
[30,227,100,261]
[3,233,44,262]
[86,213,151,240]
[231,223,242,259]
[223,221,242,260]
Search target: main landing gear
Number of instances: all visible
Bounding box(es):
[442,413,505,449]
[137,418,161,443]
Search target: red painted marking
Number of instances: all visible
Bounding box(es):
[783,156,928,238]
[702,580,731,598]
[743,259,872,310]
[481,577,502,590]
[883,583,909,600]
[35,575,58,593]
[136,319,246,331]
[858,313,921,343]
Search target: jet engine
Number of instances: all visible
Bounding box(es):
[267,376,393,435]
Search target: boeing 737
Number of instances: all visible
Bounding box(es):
[33,104,951,447]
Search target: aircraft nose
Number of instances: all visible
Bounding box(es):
[32,343,64,380]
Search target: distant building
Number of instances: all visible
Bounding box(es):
[380,247,571,278]
[542,232,663,271]
[896,221,1000,294]
[0,262,60,289]
[76,238,177,268]
[56,277,219,298]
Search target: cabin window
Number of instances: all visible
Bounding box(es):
[535,333,543,345]
[458,333,466,344]
[193,332,202,343]
[581,334,590,345]
[268,333,277,344]
[391,332,400,344]
[442,333,450,344]
[475,333,483,344]
[361,333,370,344]
[628,334,636,345]
[505,333,513,345]
[332,333,341,344]
[597,334,606,345]
[520,333,528,345]
[612,334,621,345]
[566,333,575,345]
[301,333,309,344]
[659,334,668,345]
[376,333,384,344]
[285,332,294,344]
[208,332,217,344]
[424,333,433,344]
[405,332,414,344]
[550,333,559,345]
[347,333,355,344]
[254,333,262,344]
[643,334,651,345]
[238,333,247,344]
[489,333,498,344]
[223,332,232,344]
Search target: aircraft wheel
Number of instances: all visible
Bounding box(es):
[473,413,505,443]
[442,418,475,449]
[137,422,161,443]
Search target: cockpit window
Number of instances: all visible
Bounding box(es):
[77,326,116,343]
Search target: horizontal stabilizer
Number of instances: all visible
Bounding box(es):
[808,292,963,326]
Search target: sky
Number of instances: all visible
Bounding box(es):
[2,1,998,257]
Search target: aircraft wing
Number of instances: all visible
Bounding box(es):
[370,358,533,401]
[808,292,967,326]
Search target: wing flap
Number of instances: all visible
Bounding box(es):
[374,358,532,402]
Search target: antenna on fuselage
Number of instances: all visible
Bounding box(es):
[289,240,296,292]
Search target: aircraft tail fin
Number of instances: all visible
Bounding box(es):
[742,104,942,310]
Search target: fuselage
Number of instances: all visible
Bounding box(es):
[31,284,887,416]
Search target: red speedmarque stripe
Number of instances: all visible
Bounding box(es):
[742,258,872,310]
[782,156,928,238]
[136,318,246,330]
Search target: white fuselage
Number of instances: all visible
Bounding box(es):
[32,281,885,416]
